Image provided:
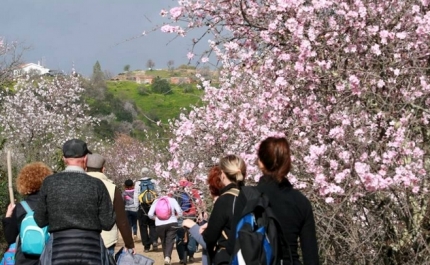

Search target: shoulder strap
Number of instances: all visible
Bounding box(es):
[222,188,240,197]
[20,201,33,214]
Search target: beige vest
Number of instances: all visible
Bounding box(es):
[87,171,118,248]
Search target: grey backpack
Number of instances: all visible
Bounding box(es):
[116,249,155,265]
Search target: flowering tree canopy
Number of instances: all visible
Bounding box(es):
[160,0,430,197]
[103,133,171,186]
[157,0,430,262]
[0,76,98,169]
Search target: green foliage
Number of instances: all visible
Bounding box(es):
[137,84,151,96]
[93,120,115,139]
[177,64,197,70]
[151,77,172,94]
[107,81,203,124]
[179,83,194,93]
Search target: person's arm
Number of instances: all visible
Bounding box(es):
[2,203,19,244]
[34,181,49,228]
[300,200,319,265]
[147,199,157,219]
[189,224,207,249]
[202,197,229,255]
[113,187,135,249]
[170,197,183,218]
[98,181,116,230]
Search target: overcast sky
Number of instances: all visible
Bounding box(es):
[0,0,207,77]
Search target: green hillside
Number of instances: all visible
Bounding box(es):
[107,80,204,124]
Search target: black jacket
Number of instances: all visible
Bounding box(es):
[203,183,238,260]
[229,176,319,265]
[2,192,41,265]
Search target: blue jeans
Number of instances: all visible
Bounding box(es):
[107,244,116,256]
[126,210,138,235]
[176,220,197,260]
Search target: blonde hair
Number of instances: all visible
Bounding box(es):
[219,154,246,184]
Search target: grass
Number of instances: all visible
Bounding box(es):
[107,81,204,123]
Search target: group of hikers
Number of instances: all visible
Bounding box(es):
[1,136,320,265]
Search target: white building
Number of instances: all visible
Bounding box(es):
[13,62,50,77]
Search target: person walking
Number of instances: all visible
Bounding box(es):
[134,167,158,252]
[230,137,319,264]
[202,155,245,265]
[123,179,138,240]
[148,192,183,265]
[2,162,53,265]
[86,153,135,255]
[34,139,115,265]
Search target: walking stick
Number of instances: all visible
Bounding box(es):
[7,150,14,203]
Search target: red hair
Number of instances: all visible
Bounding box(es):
[207,166,224,197]
[16,162,53,195]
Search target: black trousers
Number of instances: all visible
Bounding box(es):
[138,207,157,250]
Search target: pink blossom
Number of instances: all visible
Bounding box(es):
[187,52,194,59]
[170,7,183,19]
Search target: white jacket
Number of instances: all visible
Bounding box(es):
[87,171,118,248]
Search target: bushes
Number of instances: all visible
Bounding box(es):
[151,77,172,94]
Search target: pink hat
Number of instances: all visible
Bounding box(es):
[179,179,192,187]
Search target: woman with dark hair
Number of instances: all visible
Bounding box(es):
[230,137,319,265]
[1,162,53,265]
[123,179,138,240]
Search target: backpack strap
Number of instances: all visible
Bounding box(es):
[220,188,240,241]
[221,188,240,197]
[20,201,33,214]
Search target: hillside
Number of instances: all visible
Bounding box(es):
[107,80,204,124]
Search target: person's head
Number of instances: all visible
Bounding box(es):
[219,154,246,186]
[86,153,105,173]
[17,162,53,195]
[141,167,150,177]
[257,137,291,182]
[179,176,192,188]
[207,165,224,198]
[124,179,134,189]
[62,139,91,169]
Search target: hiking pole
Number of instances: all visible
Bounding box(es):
[7,150,14,203]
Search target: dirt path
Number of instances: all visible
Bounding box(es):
[115,233,203,265]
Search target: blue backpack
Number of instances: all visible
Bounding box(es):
[231,187,292,265]
[138,179,157,207]
[0,243,16,265]
[19,201,50,255]
[179,192,192,212]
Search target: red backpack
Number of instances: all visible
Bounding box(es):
[155,196,172,220]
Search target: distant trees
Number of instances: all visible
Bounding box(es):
[0,76,98,169]
[123,64,130,72]
[151,77,172,94]
[0,38,26,89]
[146,59,155,70]
[167,60,175,73]
[89,61,107,100]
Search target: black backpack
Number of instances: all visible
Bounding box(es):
[231,186,292,265]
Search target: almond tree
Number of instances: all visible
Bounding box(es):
[0,38,26,88]
[0,75,99,170]
[157,0,430,263]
